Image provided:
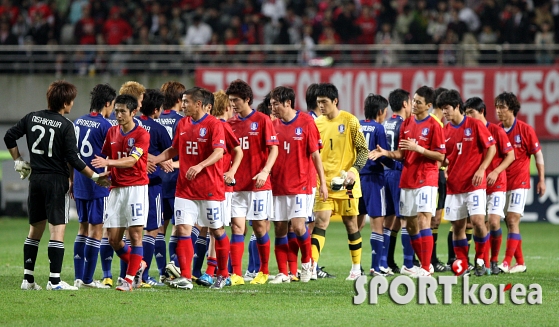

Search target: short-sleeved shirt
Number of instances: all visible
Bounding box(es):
[139,115,172,185]
[157,109,183,198]
[221,119,240,193]
[360,119,393,175]
[486,122,513,194]
[383,114,404,171]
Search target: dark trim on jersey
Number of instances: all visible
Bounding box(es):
[309,111,318,118]
[238,109,256,121]
[414,114,432,124]
[449,115,467,128]
[191,113,209,125]
[503,118,517,134]
[119,121,141,136]
[280,110,300,125]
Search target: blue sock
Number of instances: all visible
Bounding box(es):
[74,235,86,280]
[402,227,414,269]
[370,232,383,272]
[155,233,167,276]
[169,235,178,266]
[142,235,155,281]
[192,236,208,278]
[83,237,100,284]
[120,238,130,279]
[381,227,391,268]
[191,226,200,248]
[100,237,113,279]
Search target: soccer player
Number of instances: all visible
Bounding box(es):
[268,86,328,284]
[227,79,278,285]
[91,94,150,291]
[138,89,173,286]
[464,97,515,275]
[312,83,369,281]
[370,86,445,277]
[495,92,545,274]
[5,80,110,291]
[73,84,116,289]
[437,90,496,276]
[151,87,231,290]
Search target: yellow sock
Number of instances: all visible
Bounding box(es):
[311,228,326,263]
[348,232,362,265]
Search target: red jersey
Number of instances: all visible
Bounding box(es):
[499,119,541,190]
[102,123,150,188]
[307,111,320,189]
[173,114,226,200]
[399,115,446,189]
[486,122,513,194]
[221,119,240,193]
[228,110,278,192]
[272,112,322,196]
[444,116,495,194]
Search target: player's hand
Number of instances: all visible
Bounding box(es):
[158,159,174,173]
[252,170,269,189]
[95,171,111,188]
[319,183,328,202]
[224,170,235,185]
[369,145,386,161]
[487,170,498,186]
[91,155,108,168]
[68,181,74,200]
[537,179,546,197]
[147,160,156,174]
[186,164,203,180]
[344,170,356,186]
[400,138,425,154]
[472,168,485,187]
[14,158,31,180]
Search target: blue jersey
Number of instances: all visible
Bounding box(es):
[360,119,393,174]
[73,112,112,200]
[139,115,172,185]
[383,114,405,170]
[157,109,183,198]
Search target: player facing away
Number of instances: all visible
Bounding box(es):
[312,83,369,281]
[268,86,328,284]
[495,92,545,274]
[4,80,110,291]
[151,87,231,290]
[464,97,515,275]
[370,86,446,277]
[73,84,116,289]
[227,79,279,286]
[358,94,394,276]
[438,90,496,277]
[91,94,150,291]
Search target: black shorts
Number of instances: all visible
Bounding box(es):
[437,169,447,210]
[358,197,366,216]
[28,174,69,225]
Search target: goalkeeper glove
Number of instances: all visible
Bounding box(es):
[14,157,31,180]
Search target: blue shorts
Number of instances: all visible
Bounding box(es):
[359,173,386,217]
[384,169,402,218]
[145,184,163,231]
[75,197,106,225]
[163,197,175,224]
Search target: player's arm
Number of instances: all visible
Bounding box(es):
[149,146,179,165]
[535,150,546,197]
[186,147,224,181]
[253,144,278,189]
[487,149,515,186]
[311,150,328,201]
[472,144,496,187]
[399,138,445,162]
[346,119,368,184]
[224,145,243,185]
[370,146,404,161]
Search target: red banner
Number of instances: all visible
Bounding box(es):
[196,66,559,140]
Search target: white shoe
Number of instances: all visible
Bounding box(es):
[21,279,42,290]
[311,262,318,280]
[165,261,181,279]
[74,279,84,288]
[300,262,312,283]
[345,270,362,281]
[379,266,394,276]
[243,270,257,282]
[81,280,111,289]
[498,262,510,274]
[369,269,387,277]
[116,277,126,287]
[400,265,419,276]
[509,264,527,274]
[47,281,78,290]
[269,273,291,284]
[411,268,432,278]
[429,264,434,274]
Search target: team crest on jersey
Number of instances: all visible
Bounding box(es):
[295,127,303,136]
[338,124,345,133]
[464,128,472,137]
[421,128,429,136]
[199,128,207,137]
[127,138,135,147]
[515,135,521,143]
[250,122,258,131]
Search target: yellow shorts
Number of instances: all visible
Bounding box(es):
[313,196,359,217]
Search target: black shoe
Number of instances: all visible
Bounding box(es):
[413,259,420,267]
[317,266,336,278]
[388,263,400,274]
[490,261,500,275]
[432,258,449,272]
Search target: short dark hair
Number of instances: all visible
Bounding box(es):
[464,96,486,117]
[434,87,448,109]
[270,86,295,108]
[226,79,253,105]
[47,80,77,111]
[140,89,164,116]
[257,92,272,117]
[183,87,205,105]
[364,94,388,120]
[200,88,214,108]
[494,92,521,116]
[415,85,435,106]
[436,89,464,114]
[315,83,338,104]
[114,94,138,112]
[90,84,116,112]
[388,88,409,113]
[160,81,185,110]
[305,83,319,110]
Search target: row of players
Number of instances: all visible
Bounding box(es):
[5,78,544,290]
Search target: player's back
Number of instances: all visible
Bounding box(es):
[157,109,183,198]
[139,115,172,184]
[383,114,404,152]
[360,119,389,175]
[486,122,512,193]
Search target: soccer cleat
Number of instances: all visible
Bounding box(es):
[379,266,394,276]
[116,277,126,288]
[210,275,228,289]
[21,279,42,290]
[311,262,318,280]
[165,261,181,279]
[400,265,419,276]
[196,273,214,287]
[47,281,79,291]
[474,259,486,277]
[230,274,245,286]
[243,270,257,282]
[432,259,449,272]
[102,277,113,288]
[345,270,362,281]
[269,273,291,284]
[429,264,434,274]
[498,261,510,274]
[490,262,500,275]
[140,282,152,288]
[115,279,133,291]
[388,263,400,274]
[411,268,432,278]
[289,273,299,282]
[300,262,312,283]
[369,269,387,277]
[74,279,84,288]
[169,277,193,290]
[317,266,336,278]
[81,280,110,289]
[145,276,164,287]
[509,264,527,274]
[250,272,269,285]
[132,260,147,289]
[225,277,232,286]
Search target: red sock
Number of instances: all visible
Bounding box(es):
[297,233,312,264]
[484,239,490,267]
[474,238,487,263]
[453,238,469,263]
[503,234,520,265]
[176,238,193,279]
[287,234,299,275]
[490,233,502,262]
[230,234,244,276]
[410,234,422,266]
[275,239,289,276]
[126,253,142,279]
[514,240,524,265]
[215,234,230,277]
[421,234,433,271]
[117,245,131,264]
[256,234,270,275]
[205,257,217,275]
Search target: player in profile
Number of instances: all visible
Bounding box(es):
[227,79,278,286]
[268,86,328,284]
[73,84,116,289]
[312,83,369,281]
[5,80,110,291]
[150,87,231,290]
[495,92,545,274]
[464,97,515,275]
[370,86,445,277]
[91,94,150,291]
[437,90,496,276]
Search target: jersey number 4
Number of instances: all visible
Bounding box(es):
[31,125,55,157]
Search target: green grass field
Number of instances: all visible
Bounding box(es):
[1,218,558,327]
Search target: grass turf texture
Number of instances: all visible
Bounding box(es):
[0,217,558,327]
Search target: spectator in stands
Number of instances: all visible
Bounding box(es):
[262,0,286,24]
[74,4,98,45]
[0,17,17,45]
[68,0,88,25]
[102,6,132,45]
[376,22,399,66]
[355,6,377,45]
[478,24,499,64]
[0,0,20,26]
[298,24,316,65]
[394,4,413,41]
[11,12,29,45]
[333,1,360,44]
[454,0,480,34]
[184,14,212,45]
[535,21,555,64]
[502,2,530,63]
[27,11,50,45]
